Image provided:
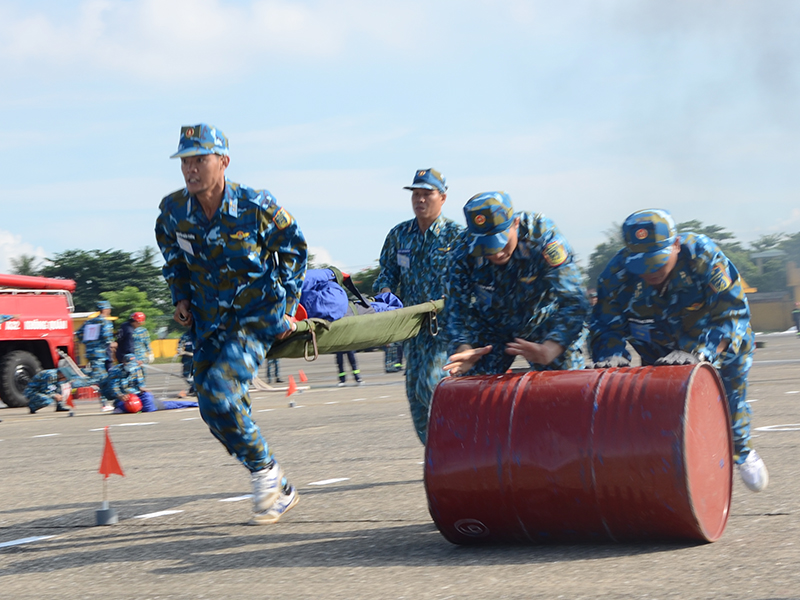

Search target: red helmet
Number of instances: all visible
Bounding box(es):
[131,312,146,323]
[123,394,142,413]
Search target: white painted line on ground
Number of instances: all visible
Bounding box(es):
[134,510,184,520]
[786,391,800,395]
[755,423,800,432]
[352,398,366,402]
[749,398,759,402]
[32,434,60,438]
[219,495,252,503]
[257,409,275,413]
[181,417,200,421]
[0,536,57,548]
[325,401,339,404]
[308,478,350,486]
[379,395,390,399]
[89,423,158,432]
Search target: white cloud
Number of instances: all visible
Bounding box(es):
[0,230,48,273]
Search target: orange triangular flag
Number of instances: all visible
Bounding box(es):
[286,375,298,397]
[66,394,75,409]
[99,426,124,479]
[298,369,308,383]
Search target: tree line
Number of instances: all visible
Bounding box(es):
[10,221,799,335]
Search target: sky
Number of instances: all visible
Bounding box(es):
[1,0,799,276]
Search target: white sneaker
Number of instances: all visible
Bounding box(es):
[251,462,283,512]
[337,382,346,387]
[250,486,300,525]
[739,449,769,492]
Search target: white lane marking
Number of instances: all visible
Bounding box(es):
[257,409,275,413]
[749,398,759,402]
[32,434,60,438]
[134,510,184,520]
[379,395,390,399]
[352,398,366,402]
[0,536,57,548]
[89,423,157,431]
[786,391,800,395]
[755,423,800,432]
[325,401,339,405]
[181,417,201,421]
[219,495,251,503]
[308,478,350,486]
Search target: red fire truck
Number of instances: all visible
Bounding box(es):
[0,273,76,407]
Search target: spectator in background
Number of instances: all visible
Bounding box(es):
[336,351,362,386]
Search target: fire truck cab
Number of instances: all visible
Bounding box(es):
[0,273,76,408]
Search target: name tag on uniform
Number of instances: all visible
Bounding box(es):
[629,320,652,343]
[177,236,194,256]
[83,323,100,342]
[397,249,411,269]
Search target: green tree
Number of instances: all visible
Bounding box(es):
[585,224,623,289]
[102,286,163,338]
[351,262,382,295]
[9,254,41,276]
[38,247,172,313]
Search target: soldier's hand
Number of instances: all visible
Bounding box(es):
[275,314,297,341]
[593,356,631,369]
[655,350,703,366]
[505,338,564,366]
[174,300,193,327]
[444,345,492,376]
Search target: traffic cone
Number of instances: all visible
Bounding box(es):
[287,375,298,407]
[97,426,124,525]
[298,369,308,383]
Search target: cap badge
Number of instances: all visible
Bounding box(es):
[185,127,195,138]
[474,214,486,226]
[635,228,648,240]
[418,170,426,176]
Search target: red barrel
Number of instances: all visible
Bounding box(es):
[425,364,732,544]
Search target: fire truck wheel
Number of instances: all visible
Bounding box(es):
[0,350,42,408]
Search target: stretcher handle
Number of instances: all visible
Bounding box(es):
[303,324,320,361]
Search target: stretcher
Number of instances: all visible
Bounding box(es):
[267,299,444,360]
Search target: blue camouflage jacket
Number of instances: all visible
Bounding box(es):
[373,215,463,306]
[100,363,145,400]
[25,369,62,400]
[133,326,152,362]
[446,212,589,354]
[590,233,752,362]
[155,180,308,342]
[75,316,114,360]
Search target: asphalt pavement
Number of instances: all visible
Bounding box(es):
[1,338,798,599]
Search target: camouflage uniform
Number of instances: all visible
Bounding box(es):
[446,211,589,374]
[374,214,463,443]
[133,326,152,364]
[100,361,145,407]
[75,311,114,385]
[590,232,755,463]
[25,368,70,413]
[156,180,307,473]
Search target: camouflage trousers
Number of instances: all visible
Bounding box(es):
[83,356,108,386]
[27,392,58,413]
[193,330,274,473]
[634,338,754,465]
[404,331,450,445]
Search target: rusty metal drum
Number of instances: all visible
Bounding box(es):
[424,364,732,544]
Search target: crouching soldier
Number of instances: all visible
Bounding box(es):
[26,361,75,414]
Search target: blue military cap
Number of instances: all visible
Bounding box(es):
[170,123,229,159]
[463,191,515,257]
[622,209,677,275]
[403,168,447,193]
[96,300,111,310]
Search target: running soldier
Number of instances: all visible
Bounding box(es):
[374,168,464,444]
[156,123,307,524]
[75,300,115,388]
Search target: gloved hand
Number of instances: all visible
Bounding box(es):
[148,352,155,364]
[654,350,704,366]
[593,356,631,369]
